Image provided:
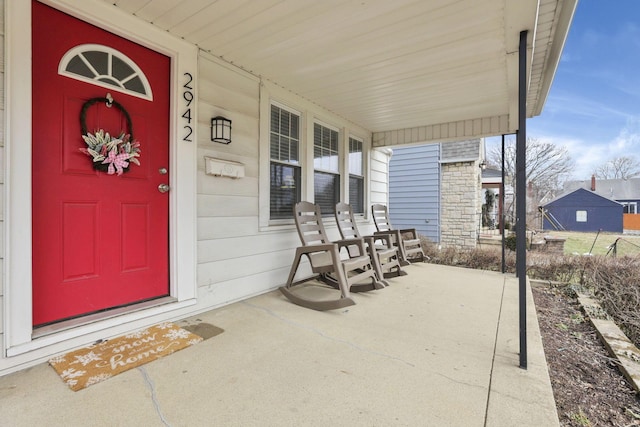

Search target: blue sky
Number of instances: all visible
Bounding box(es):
[489,0,640,180]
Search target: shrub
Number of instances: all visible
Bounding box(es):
[505,234,517,251]
[582,256,640,347]
[503,233,531,252]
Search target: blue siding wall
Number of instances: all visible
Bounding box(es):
[389,144,440,242]
[543,188,623,232]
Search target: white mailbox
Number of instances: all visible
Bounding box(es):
[204,157,245,179]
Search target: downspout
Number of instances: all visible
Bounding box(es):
[517,30,528,369]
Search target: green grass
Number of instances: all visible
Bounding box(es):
[537,231,640,256]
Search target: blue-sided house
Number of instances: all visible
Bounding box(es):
[541,188,624,233]
[388,139,488,249]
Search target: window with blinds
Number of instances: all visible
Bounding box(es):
[270,104,301,219]
[314,123,340,215]
[349,137,364,213]
[314,171,340,217]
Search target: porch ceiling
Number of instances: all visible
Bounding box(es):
[105,0,577,145]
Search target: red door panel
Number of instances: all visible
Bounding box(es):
[62,202,99,281]
[32,1,171,326]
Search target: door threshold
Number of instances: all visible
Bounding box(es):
[32,296,177,339]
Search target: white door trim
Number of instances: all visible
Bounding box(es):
[5,0,198,355]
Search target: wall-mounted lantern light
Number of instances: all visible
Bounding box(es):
[479,160,487,170]
[211,116,232,144]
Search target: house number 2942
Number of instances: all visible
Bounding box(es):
[182,72,194,142]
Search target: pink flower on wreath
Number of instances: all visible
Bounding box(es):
[102,149,130,176]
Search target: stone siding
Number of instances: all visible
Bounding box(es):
[440,161,481,249]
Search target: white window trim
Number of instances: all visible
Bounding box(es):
[622,202,637,214]
[271,100,302,117]
[576,210,588,222]
[5,0,198,356]
[59,43,154,101]
[348,135,365,178]
[347,135,366,215]
[270,102,302,166]
[258,82,372,229]
[313,120,341,175]
[268,100,305,226]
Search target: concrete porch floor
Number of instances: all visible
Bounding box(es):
[0,264,558,426]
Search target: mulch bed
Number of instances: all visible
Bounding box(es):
[532,285,640,426]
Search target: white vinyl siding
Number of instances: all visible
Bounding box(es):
[197,58,379,300]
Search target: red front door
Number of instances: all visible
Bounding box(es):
[32,2,171,326]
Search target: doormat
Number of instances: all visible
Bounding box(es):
[49,322,203,391]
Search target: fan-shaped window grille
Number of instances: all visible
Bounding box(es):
[58,44,153,100]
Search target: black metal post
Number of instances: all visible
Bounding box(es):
[517,30,528,369]
[501,134,506,274]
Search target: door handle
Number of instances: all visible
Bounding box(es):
[158,184,170,193]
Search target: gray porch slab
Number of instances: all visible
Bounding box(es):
[0,264,558,426]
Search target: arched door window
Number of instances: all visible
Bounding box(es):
[58,44,153,100]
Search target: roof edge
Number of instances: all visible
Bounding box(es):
[532,0,579,117]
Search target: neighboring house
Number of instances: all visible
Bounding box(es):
[541,188,624,233]
[388,139,485,249]
[0,1,575,375]
[564,177,640,214]
[542,176,640,232]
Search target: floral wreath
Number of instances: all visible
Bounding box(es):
[79,97,141,176]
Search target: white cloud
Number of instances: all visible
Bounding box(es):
[485,115,640,182]
[537,117,640,180]
[545,92,634,122]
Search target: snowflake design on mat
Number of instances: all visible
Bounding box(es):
[61,368,86,380]
[85,373,113,387]
[49,355,67,365]
[73,351,103,366]
[125,329,150,339]
[157,322,173,330]
[65,378,79,388]
[163,328,190,340]
[187,338,203,346]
